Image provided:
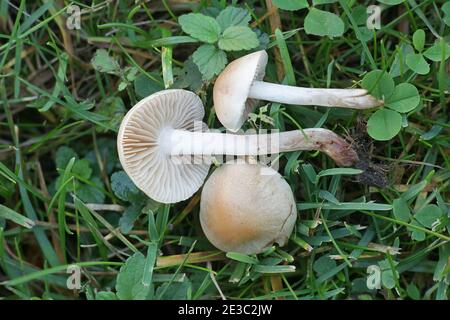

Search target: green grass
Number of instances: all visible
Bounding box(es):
[0,0,449,300]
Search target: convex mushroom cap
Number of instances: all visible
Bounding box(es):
[213,50,383,131]
[200,163,297,254]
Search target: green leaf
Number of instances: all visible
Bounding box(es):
[411,231,425,241]
[415,204,442,228]
[367,109,402,141]
[252,264,296,273]
[226,252,259,265]
[173,56,203,91]
[55,146,77,169]
[116,252,151,300]
[361,70,395,100]
[313,255,337,276]
[0,204,35,229]
[379,259,399,289]
[351,5,368,25]
[313,0,338,4]
[392,198,411,222]
[91,49,121,75]
[377,0,404,5]
[412,29,425,52]
[423,41,450,62]
[442,2,450,27]
[192,44,227,80]
[390,44,414,78]
[218,26,259,51]
[386,83,420,113]
[96,96,126,132]
[406,284,421,300]
[406,53,430,75]
[134,74,164,99]
[111,171,140,202]
[215,6,251,31]
[76,178,105,204]
[119,204,143,234]
[297,202,392,211]
[96,291,118,300]
[316,168,363,182]
[272,0,308,11]
[304,8,345,38]
[72,159,92,180]
[178,13,221,43]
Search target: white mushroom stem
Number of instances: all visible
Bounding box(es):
[248,81,383,109]
[164,128,358,167]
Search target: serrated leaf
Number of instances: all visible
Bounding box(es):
[361,69,395,99]
[415,204,442,228]
[406,53,430,75]
[111,171,140,202]
[367,109,402,141]
[218,26,259,51]
[386,83,420,113]
[304,8,345,38]
[423,41,450,62]
[116,252,151,300]
[272,0,308,11]
[215,6,251,31]
[91,49,121,75]
[178,13,221,43]
[412,29,425,52]
[192,44,227,80]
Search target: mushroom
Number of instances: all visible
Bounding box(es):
[117,89,358,204]
[200,162,297,254]
[213,50,383,131]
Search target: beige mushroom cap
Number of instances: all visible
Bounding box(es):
[213,50,268,132]
[200,162,297,254]
[117,89,210,204]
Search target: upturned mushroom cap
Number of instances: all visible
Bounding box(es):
[117,89,210,204]
[200,163,297,254]
[213,50,268,132]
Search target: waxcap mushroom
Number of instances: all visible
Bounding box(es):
[117,89,210,204]
[200,162,297,254]
[213,50,383,131]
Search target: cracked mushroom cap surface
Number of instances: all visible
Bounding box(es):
[117,89,210,204]
[213,50,268,132]
[200,162,297,254]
